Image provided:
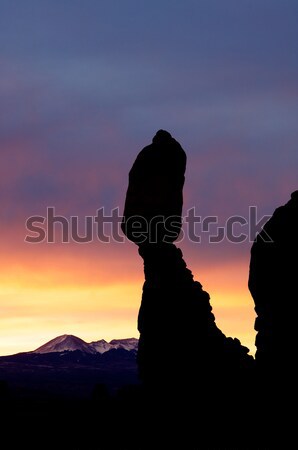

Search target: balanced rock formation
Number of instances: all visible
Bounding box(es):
[121,130,254,446]
[122,130,253,385]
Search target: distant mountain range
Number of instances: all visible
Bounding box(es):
[32,334,139,355]
[0,334,140,398]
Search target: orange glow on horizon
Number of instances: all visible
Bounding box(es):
[0,246,256,356]
[0,220,256,355]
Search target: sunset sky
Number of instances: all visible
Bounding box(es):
[1,0,297,355]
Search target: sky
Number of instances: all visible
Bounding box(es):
[0,0,297,355]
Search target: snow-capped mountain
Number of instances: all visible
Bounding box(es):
[90,338,139,353]
[89,339,113,354]
[0,334,140,400]
[33,334,97,354]
[33,334,138,354]
[110,338,139,351]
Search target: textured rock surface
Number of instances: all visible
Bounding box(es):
[136,242,255,448]
[137,243,254,387]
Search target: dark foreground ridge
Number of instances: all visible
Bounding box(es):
[0,339,141,449]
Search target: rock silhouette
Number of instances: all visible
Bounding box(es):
[137,244,257,446]
[122,130,255,447]
[137,243,253,386]
[249,190,298,367]
[248,191,298,447]
[121,129,186,244]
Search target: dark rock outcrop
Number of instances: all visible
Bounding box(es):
[121,130,253,383]
[249,190,298,368]
[122,131,254,445]
[248,191,298,447]
[137,242,253,387]
[121,129,186,244]
[136,242,255,448]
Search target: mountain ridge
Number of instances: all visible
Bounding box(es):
[0,334,140,400]
[32,334,139,355]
